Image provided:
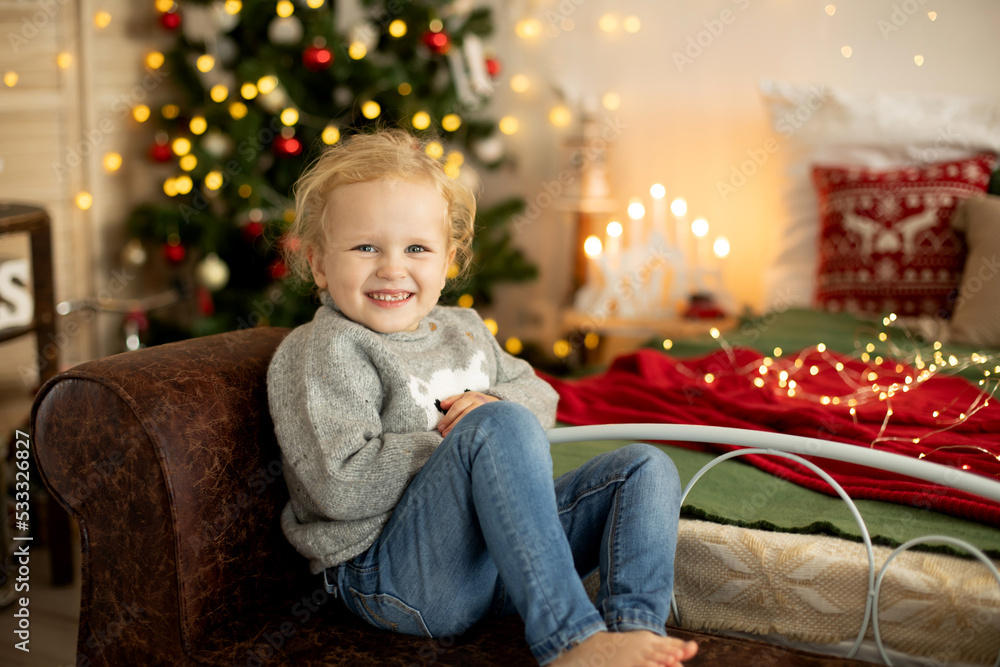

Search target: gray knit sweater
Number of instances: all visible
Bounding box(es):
[267,293,559,574]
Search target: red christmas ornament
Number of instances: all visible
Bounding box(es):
[162,241,186,264]
[303,45,334,71]
[160,11,181,31]
[243,221,265,241]
[269,259,289,280]
[273,136,302,157]
[422,30,450,55]
[149,141,172,163]
[196,287,215,316]
[485,57,501,77]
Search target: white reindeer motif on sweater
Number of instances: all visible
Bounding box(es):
[407,350,491,429]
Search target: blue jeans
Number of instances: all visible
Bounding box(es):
[326,402,682,665]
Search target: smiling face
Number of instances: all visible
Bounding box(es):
[307,178,456,333]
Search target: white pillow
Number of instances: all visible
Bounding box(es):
[758,79,1000,311]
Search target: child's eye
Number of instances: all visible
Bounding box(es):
[354,244,376,253]
[406,245,428,253]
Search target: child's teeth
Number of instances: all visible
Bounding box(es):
[370,293,409,301]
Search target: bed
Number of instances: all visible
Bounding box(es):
[546,80,1000,666]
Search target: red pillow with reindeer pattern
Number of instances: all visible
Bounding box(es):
[812,153,997,317]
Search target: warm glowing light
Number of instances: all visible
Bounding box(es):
[225,0,242,13]
[441,114,461,132]
[204,171,224,190]
[649,184,666,200]
[257,76,278,94]
[914,54,924,66]
[623,15,641,33]
[103,153,122,171]
[515,18,542,38]
[280,108,299,125]
[670,198,687,217]
[483,318,498,336]
[810,366,819,376]
[411,111,431,130]
[709,328,720,339]
[162,104,179,119]
[398,82,412,95]
[510,74,529,93]
[663,339,673,351]
[276,0,294,18]
[196,54,215,73]
[349,42,368,59]
[457,294,474,308]
[704,373,715,384]
[238,184,252,198]
[4,72,18,87]
[584,333,600,350]
[549,106,572,127]
[821,396,831,405]
[584,235,603,257]
[754,378,765,388]
[691,218,708,237]
[928,11,937,20]
[189,116,208,135]
[75,192,93,210]
[773,347,783,357]
[446,151,464,166]
[606,221,623,238]
[172,137,192,156]
[598,13,618,32]
[841,45,853,58]
[429,19,443,32]
[505,337,523,355]
[389,20,407,37]
[628,201,645,219]
[817,343,827,353]
[241,82,258,99]
[713,237,730,258]
[499,116,519,135]
[322,125,340,145]
[361,101,381,119]
[94,11,112,28]
[554,340,571,359]
[602,92,621,111]
[175,175,193,194]
[425,142,444,159]
[156,0,175,11]
[179,154,197,171]
[56,52,73,69]
[132,104,151,122]
[825,4,836,15]
[229,102,248,119]
[306,0,324,7]
[210,84,229,102]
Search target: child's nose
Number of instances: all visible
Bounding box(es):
[376,254,407,280]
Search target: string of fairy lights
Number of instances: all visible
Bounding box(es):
[652,313,1000,473]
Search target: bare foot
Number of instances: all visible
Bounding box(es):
[548,631,699,667]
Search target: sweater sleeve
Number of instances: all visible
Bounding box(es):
[467,313,560,428]
[269,317,442,524]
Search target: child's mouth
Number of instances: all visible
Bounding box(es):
[367,292,413,303]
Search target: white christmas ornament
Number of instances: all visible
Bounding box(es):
[121,239,147,267]
[202,130,234,158]
[268,16,303,45]
[182,1,240,43]
[196,252,230,291]
[350,22,379,51]
[257,86,290,113]
[473,135,504,163]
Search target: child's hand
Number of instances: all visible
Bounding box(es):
[437,392,499,438]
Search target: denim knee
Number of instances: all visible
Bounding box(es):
[448,401,550,462]
[617,443,682,503]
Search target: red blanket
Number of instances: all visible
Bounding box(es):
[542,348,1000,526]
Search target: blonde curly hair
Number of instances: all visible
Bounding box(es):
[283,129,477,288]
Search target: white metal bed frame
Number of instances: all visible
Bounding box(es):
[547,424,1000,667]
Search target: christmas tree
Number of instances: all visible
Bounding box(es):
[126,0,537,344]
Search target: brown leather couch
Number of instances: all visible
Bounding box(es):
[30,327,534,666]
[31,327,877,667]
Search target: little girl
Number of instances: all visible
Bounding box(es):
[267,129,697,667]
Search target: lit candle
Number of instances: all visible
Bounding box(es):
[606,220,622,274]
[626,197,645,248]
[670,197,687,247]
[584,234,603,285]
[691,217,709,280]
[650,184,666,245]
